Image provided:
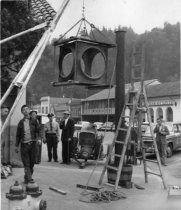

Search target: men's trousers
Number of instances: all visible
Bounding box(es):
[35,141,42,164]
[21,141,36,182]
[156,140,167,165]
[62,140,73,163]
[46,133,58,161]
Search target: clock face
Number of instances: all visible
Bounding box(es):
[59,47,74,80]
[58,40,108,84]
[61,52,74,77]
[80,47,106,80]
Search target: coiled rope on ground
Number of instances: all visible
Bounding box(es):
[79,190,127,203]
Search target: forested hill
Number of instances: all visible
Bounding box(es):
[28,22,180,104]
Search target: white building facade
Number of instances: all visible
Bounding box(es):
[40,96,50,114]
[82,80,181,123]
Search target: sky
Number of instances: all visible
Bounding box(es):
[47,0,181,39]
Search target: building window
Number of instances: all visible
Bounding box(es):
[46,107,48,114]
[156,107,163,120]
[149,108,154,123]
[42,107,44,113]
[166,107,173,122]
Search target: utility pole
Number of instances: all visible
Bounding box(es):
[114,30,126,166]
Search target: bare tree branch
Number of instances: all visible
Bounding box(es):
[7,66,19,73]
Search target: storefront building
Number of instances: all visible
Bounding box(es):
[40,96,71,115]
[70,99,81,122]
[40,96,81,121]
[82,80,180,123]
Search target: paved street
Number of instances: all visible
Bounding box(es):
[1,132,181,210]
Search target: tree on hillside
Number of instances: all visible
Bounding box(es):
[1,0,43,95]
[140,22,180,82]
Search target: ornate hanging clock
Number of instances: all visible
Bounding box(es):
[54,36,115,86]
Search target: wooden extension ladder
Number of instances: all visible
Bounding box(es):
[139,88,167,189]
[98,46,167,190]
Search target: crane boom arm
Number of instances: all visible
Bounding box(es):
[1,0,70,134]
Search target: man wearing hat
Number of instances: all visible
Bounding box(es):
[29,110,38,120]
[59,111,74,164]
[44,113,60,162]
[29,110,43,164]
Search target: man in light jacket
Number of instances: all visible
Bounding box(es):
[154,118,169,166]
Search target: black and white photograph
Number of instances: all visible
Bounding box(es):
[1,0,181,209]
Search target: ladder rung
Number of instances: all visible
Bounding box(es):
[144,158,158,163]
[145,152,155,156]
[112,154,122,158]
[142,146,153,150]
[121,116,130,118]
[129,90,137,94]
[143,145,154,149]
[142,136,153,140]
[118,128,128,131]
[133,76,142,80]
[106,165,118,171]
[115,140,124,144]
[146,171,161,177]
[126,103,134,106]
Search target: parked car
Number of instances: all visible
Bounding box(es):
[100,122,115,132]
[74,121,90,131]
[93,122,104,131]
[143,122,181,157]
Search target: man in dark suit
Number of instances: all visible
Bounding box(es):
[59,111,74,164]
[154,118,169,166]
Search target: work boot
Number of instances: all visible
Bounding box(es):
[162,163,167,166]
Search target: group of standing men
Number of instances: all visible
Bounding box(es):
[15,105,74,184]
[44,111,74,164]
[9,104,169,184]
